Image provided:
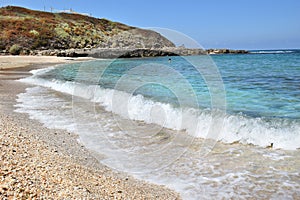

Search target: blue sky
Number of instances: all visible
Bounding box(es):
[1,0,300,50]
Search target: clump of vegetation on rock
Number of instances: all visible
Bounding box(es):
[9,44,22,55]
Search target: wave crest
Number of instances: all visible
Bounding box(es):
[18,72,300,150]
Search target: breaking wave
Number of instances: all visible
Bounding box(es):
[18,67,300,150]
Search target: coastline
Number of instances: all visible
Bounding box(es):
[0,55,95,70]
[0,56,181,199]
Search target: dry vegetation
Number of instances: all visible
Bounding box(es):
[0,6,133,52]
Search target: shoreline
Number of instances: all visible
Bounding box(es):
[0,55,95,70]
[0,56,181,199]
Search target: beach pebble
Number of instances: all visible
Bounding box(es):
[0,113,181,200]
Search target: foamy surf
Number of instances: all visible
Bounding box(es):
[249,50,297,54]
[18,68,300,150]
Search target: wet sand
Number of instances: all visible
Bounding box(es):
[0,56,180,199]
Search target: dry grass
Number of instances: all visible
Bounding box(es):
[0,6,133,51]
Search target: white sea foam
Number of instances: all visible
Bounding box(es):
[250,50,294,54]
[18,72,300,150]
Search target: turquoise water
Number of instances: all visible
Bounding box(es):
[216,52,300,119]
[18,50,300,149]
[38,50,300,119]
[15,50,300,199]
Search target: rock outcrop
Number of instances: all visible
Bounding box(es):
[207,49,248,54]
[86,47,248,58]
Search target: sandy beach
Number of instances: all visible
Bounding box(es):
[0,56,180,199]
[0,55,94,70]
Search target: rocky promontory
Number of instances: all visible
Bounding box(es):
[0,6,248,58]
[86,47,248,58]
[0,6,175,54]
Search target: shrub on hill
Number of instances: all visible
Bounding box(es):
[9,44,22,55]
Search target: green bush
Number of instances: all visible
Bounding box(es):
[9,44,22,55]
[29,29,40,37]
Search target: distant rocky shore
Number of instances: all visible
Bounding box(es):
[87,47,248,58]
[0,47,249,58]
[206,48,248,54]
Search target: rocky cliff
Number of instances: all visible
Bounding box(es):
[0,6,175,54]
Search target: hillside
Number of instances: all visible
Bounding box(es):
[0,6,175,54]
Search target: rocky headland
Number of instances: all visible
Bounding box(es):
[0,6,248,58]
[0,6,174,54]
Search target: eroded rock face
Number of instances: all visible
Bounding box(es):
[103,29,175,49]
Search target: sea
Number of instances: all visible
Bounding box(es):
[15,49,300,199]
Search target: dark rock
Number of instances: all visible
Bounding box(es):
[207,48,248,54]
